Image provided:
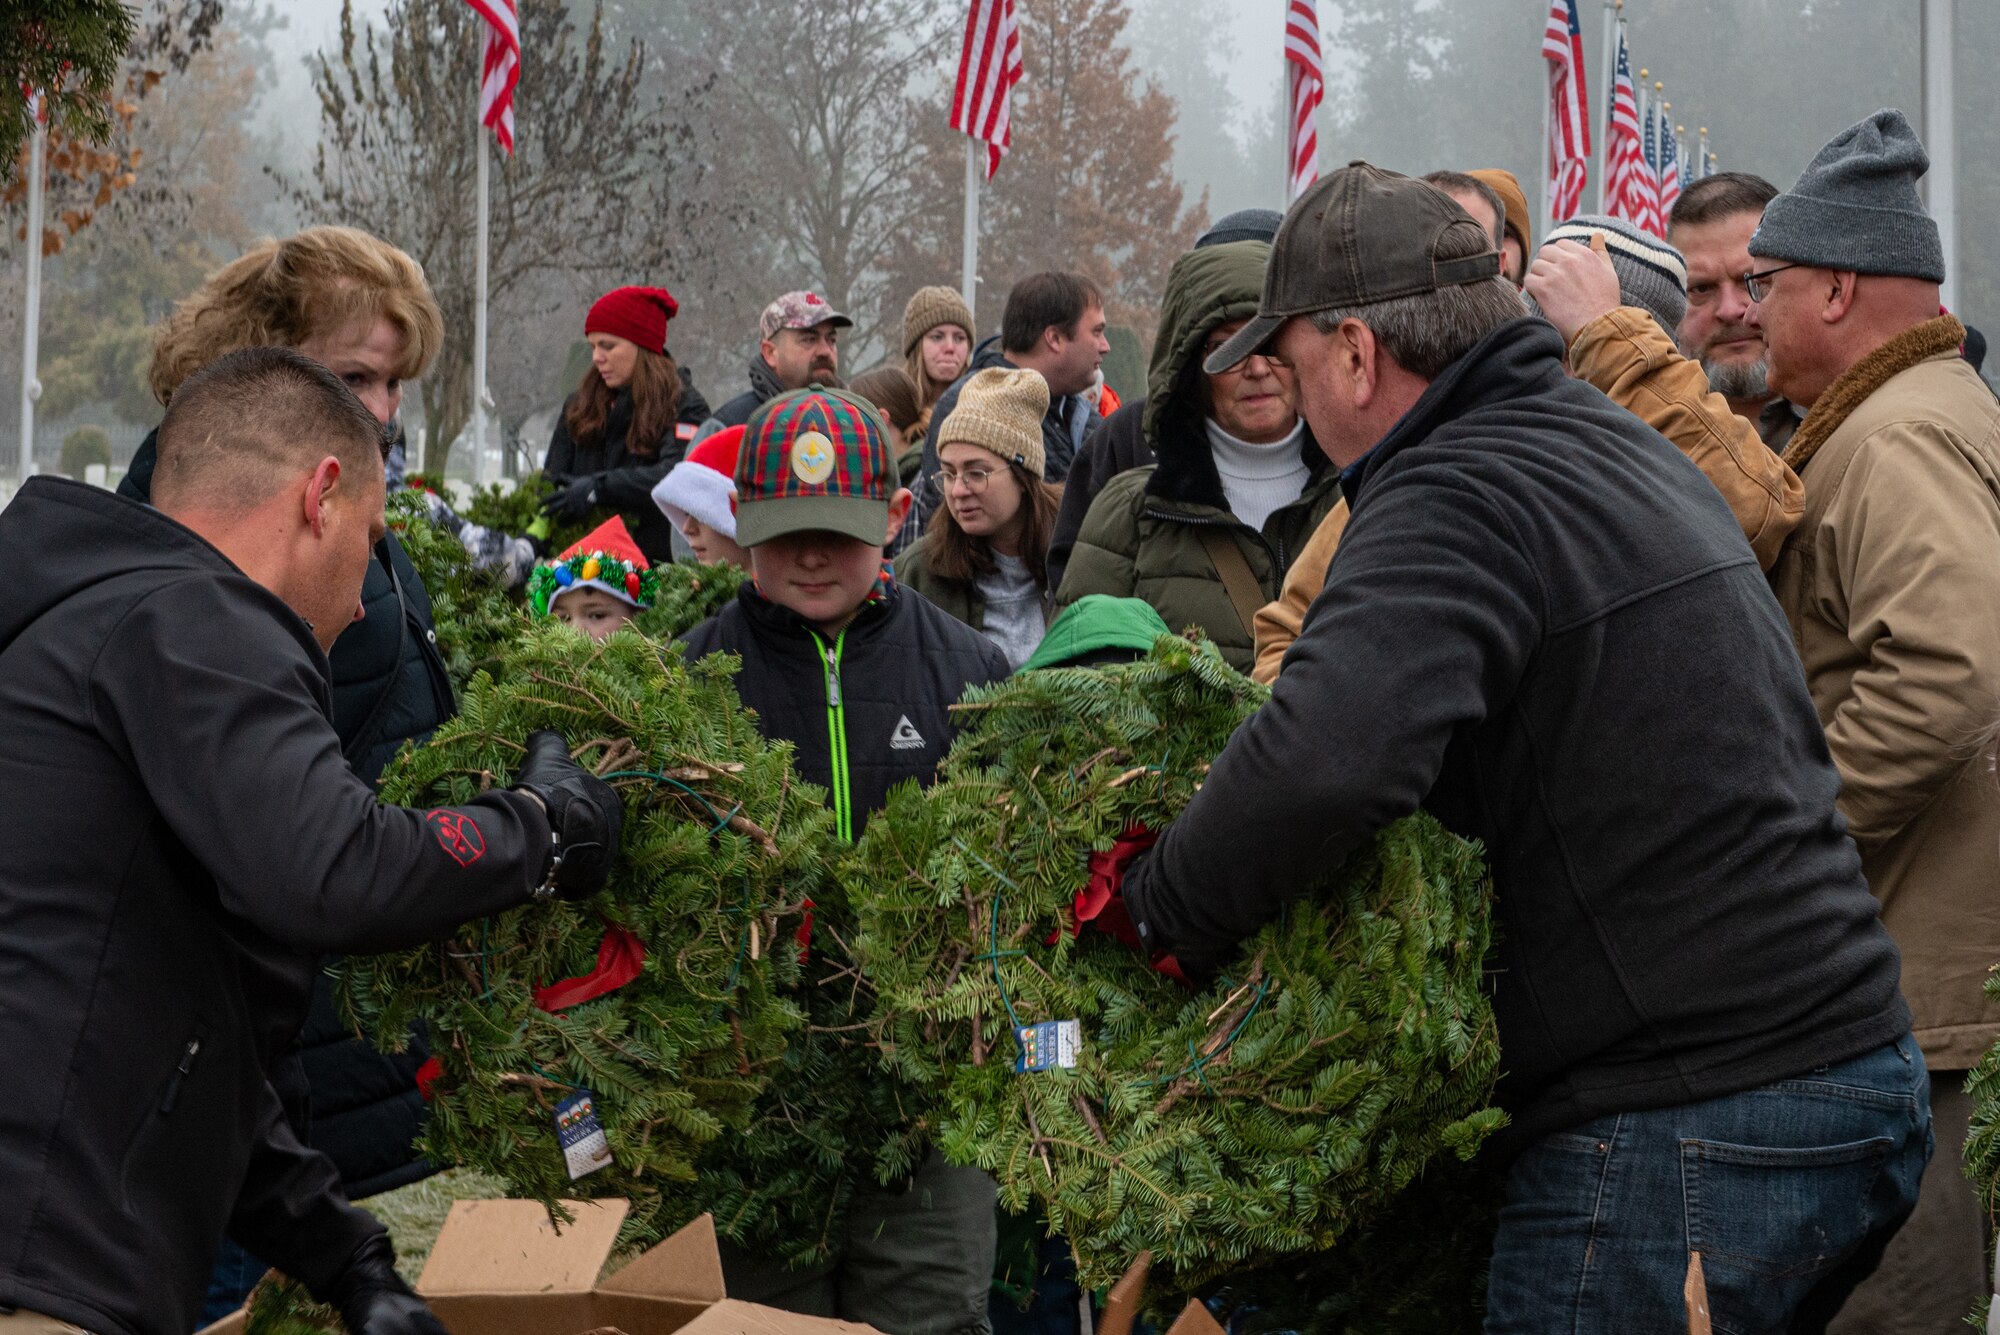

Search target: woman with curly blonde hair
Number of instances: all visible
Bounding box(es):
[148,224,442,416]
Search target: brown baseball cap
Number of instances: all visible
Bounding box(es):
[1203,161,1503,374]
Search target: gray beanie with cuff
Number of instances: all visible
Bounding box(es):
[1748,108,1944,283]
[1529,214,1688,337]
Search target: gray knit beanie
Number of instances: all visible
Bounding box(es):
[1197,208,1284,249]
[1748,108,1944,283]
[1529,215,1688,337]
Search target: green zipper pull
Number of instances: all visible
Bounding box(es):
[823,644,843,707]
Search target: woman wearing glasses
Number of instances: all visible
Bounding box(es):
[897,367,1061,669]
[1052,241,1343,673]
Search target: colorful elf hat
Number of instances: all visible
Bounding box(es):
[529,515,660,616]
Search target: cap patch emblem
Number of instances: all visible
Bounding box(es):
[792,430,835,485]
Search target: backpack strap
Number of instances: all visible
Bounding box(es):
[1196,525,1266,638]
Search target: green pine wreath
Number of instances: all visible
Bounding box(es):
[846,636,1505,1299]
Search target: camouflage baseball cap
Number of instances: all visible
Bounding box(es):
[734,387,900,546]
[759,290,855,341]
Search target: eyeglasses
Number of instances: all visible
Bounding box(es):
[1742,264,1802,304]
[1202,342,1290,374]
[928,465,1001,498]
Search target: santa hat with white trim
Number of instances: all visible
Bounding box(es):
[652,425,745,540]
[529,515,659,616]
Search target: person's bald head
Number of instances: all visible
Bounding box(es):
[154,346,384,517]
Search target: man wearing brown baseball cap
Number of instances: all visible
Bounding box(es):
[1118,162,1923,1331]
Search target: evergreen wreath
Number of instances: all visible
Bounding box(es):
[847,635,1505,1300]
[335,625,833,1243]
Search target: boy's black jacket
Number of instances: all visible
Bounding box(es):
[1125,317,1910,1157]
[680,579,1009,837]
[0,478,549,1335]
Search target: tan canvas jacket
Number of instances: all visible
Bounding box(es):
[1253,307,1805,683]
[1766,315,2000,1070]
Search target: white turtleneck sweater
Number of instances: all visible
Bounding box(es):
[1206,417,1309,532]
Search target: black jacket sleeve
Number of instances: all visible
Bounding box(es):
[1123,474,1542,969]
[227,1080,386,1296]
[677,369,712,425]
[595,450,676,511]
[91,576,549,954]
[543,406,577,481]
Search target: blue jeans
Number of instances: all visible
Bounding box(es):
[1486,1035,1930,1335]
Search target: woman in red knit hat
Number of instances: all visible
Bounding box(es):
[541,285,710,562]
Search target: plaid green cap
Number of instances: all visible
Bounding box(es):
[735,387,900,546]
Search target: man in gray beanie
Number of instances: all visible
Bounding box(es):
[1518,213,1803,569]
[1746,107,2000,1334]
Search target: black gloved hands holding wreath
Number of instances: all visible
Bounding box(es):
[511,729,623,901]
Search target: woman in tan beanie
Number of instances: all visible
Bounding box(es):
[901,285,976,430]
[898,367,1060,668]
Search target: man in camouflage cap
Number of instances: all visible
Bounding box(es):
[697,290,855,440]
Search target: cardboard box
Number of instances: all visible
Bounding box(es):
[196,1203,881,1335]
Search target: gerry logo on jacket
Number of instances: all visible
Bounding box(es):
[889,715,926,751]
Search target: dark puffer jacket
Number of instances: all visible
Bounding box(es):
[1053,242,1341,672]
[543,368,711,563]
[0,478,551,1335]
[1046,401,1154,595]
[679,578,1008,841]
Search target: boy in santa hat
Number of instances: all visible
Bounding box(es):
[653,424,752,570]
[529,515,659,642]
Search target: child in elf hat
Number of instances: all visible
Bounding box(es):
[529,515,659,642]
[651,424,751,570]
[678,387,1007,1331]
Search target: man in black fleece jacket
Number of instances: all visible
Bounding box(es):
[0,350,621,1335]
[1125,163,1925,1332]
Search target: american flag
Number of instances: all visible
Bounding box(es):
[1541,0,1590,222]
[1603,32,1657,235]
[1657,117,1682,218]
[951,0,1025,180]
[1640,100,1666,235]
[1284,0,1323,201]
[465,0,519,154]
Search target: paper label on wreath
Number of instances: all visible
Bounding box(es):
[1016,1019,1082,1073]
[555,1090,614,1180]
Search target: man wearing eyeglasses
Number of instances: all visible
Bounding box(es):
[1049,239,1345,672]
[1745,109,2000,1334]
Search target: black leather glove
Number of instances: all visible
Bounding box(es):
[511,729,622,901]
[542,474,599,524]
[323,1235,447,1335]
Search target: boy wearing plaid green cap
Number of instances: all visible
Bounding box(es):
[680,387,1007,1335]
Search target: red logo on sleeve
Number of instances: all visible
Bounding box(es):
[427,811,486,867]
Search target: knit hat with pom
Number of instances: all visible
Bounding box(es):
[586,286,679,356]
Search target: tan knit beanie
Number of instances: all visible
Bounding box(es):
[902,285,976,356]
[936,367,1049,479]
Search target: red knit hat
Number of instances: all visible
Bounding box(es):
[585,286,680,356]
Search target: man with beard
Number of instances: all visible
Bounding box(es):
[1668,172,1795,449]
[697,290,851,437]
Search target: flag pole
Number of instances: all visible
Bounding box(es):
[471,103,491,490]
[1922,0,1957,310]
[961,138,979,321]
[1594,0,1617,212]
[17,109,46,489]
[1538,67,1553,234]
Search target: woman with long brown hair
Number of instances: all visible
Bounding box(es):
[896,368,1060,669]
[542,285,707,562]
